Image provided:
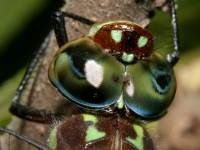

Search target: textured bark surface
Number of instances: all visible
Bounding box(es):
[0,0,170,149]
[158,58,200,150]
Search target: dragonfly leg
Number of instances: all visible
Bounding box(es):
[10,102,61,123]
[167,0,180,66]
[52,10,96,47]
[52,11,68,47]
[9,36,60,123]
[9,11,95,123]
[63,11,95,25]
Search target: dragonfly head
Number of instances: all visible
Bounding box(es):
[49,20,176,120]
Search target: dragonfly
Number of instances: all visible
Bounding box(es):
[0,0,179,149]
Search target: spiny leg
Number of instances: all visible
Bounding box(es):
[52,11,68,47]
[10,11,95,123]
[63,11,95,26]
[9,35,58,123]
[10,102,59,123]
[167,0,180,66]
[52,10,95,47]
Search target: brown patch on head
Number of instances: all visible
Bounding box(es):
[92,22,153,59]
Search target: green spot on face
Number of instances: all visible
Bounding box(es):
[138,36,148,48]
[86,126,106,143]
[83,114,97,124]
[111,30,123,43]
[122,52,134,63]
[83,114,106,143]
[48,126,57,150]
[126,124,144,150]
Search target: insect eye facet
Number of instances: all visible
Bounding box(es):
[49,37,124,109]
[123,53,176,119]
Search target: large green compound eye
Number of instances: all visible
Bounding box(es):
[49,37,124,109]
[124,53,176,119]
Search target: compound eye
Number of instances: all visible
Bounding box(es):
[124,53,176,119]
[49,37,124,109]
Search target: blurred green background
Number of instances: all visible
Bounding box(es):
[0,0,63,126]
[0,0,200,127]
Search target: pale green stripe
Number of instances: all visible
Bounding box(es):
[83,114,106,143]
[48,126,57,150]
[126,124,144,150]
[85,126,106,142]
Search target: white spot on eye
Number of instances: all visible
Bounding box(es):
[84,60,104,88]
[125,80,134,97]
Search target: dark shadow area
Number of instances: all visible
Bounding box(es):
[0,0,64,84]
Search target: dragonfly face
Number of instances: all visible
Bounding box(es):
[49,21,176,119]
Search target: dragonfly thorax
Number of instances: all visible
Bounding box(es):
[48,114,154,150]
